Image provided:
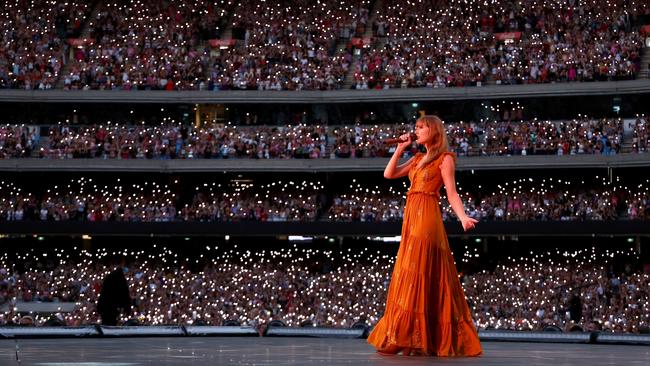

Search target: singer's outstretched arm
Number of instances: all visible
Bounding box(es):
[384,145,415,179]
[441,154,478,231]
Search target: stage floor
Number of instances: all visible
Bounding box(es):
[0,337,648,365]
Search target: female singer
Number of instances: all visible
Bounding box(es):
[367,115,482,356]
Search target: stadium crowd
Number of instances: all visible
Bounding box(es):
[330,117,624,157]
[180,180,323,222]
[1,0,648,90]
[353,0,647,89]
[0,0,89,90]
[0,125,39,158]
[0,245,647,334]
[1,175,648,222]
[0,178,178,222]
[327,176,649,222]
[207,0,369,91]
[0,117,637,159]
[61,0,226,90]
[479,117,623,156]
[465,247,649,332]
[42,123,328,159]
[0,178,326,222]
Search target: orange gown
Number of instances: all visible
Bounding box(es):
[367,152,482,356]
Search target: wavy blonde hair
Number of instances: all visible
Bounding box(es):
[416,115,450,166]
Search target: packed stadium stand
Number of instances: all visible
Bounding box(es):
[0,241,647,334]
[0,0,648,90]
[0,115,645,158]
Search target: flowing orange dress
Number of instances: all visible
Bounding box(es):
[367,152,482,356]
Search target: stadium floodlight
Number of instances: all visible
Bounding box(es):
[371,236,401,242]
[288,236,313,242]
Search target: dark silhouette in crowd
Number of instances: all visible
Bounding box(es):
[97,261,132,326]
[569,292,583,323]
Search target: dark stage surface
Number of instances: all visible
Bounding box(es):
[1,337,648,365]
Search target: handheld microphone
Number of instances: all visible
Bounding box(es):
[385,133,417,145]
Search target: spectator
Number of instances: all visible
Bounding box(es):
[97,261,132,326]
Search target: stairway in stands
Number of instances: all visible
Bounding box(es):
[621,132,636,153]
[620,118,639,153]
[219,11,235,46]
[55,0,103,89]
[343,0,384,89]
[639,44,650,79]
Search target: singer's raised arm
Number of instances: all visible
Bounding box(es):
[383,147,416,179]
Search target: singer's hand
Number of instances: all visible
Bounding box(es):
[460,216,478,232]
[396,133,412,150]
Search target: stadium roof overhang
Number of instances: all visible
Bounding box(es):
[1,80,649,104]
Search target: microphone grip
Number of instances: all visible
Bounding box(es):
[385,133,416,145]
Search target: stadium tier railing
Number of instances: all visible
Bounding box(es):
[0,79,649,104]
[0,220,648,237]
[0,154,649,172]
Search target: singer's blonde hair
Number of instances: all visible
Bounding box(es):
[416,115,450,167]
